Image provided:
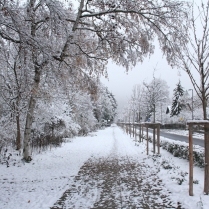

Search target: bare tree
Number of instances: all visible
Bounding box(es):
[172,1,209,120]
[143,77,169,122]
[171,0,209,194]
[0,42,30,150]
[130,84,144,122]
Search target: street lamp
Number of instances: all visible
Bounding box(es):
[188,89,194,120]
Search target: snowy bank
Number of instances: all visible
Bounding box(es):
[0,125,208,209]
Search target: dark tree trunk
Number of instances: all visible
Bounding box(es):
[23,68,41,162]
[16,113,21,150]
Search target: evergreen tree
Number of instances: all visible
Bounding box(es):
[170,81,184,117]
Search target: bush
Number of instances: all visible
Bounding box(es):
[161,140,204,168]
[161,159,173,169]
[193,179,199,184]
[142,130,204,168]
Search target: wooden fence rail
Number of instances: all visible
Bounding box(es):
[117,122,161,155]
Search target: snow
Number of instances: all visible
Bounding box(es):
[187,120,209,124]
[0,125,208,209]
[162,129,204,139]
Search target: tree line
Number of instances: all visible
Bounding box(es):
[120,0,209,129]
[120,78,202,124]
[0,0,188,161]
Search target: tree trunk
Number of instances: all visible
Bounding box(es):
[12,99,21,151]
[23,0,40,161]
[204,124,209,195]
[16,112,21,150]
[14,96,21,151]
[203,93,209,194]
[12,57,22,151]
[23,69,41,162]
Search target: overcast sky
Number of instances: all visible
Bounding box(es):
[100,0,202,112]
[72,0,203,112]
[101,42,194,111]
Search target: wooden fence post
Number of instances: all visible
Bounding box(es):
[142,124,144,142]
[146,126,149,155]
[129,123,131,137]
[153,128,156,154]
[204,124,209,194]
[189,124,193,196]
[132,123,135,137]
[157,125,160,154]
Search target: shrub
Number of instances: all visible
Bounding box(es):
[161,159,173,169]
[160,140,204,168]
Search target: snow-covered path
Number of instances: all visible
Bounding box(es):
[51,126,177,208]
[0,125,208,209]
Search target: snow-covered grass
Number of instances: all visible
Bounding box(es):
[0,130,114,209]
[162,129,204,139]
[0,125,208,209]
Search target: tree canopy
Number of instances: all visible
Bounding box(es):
[0,0,189,161]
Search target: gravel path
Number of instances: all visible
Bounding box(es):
[51,126,183,209]
[51,156,182,209]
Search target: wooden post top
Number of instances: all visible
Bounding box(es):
[187,120,209,125]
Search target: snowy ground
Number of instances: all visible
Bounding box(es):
[0,125,208,209]
[162,129,204,139]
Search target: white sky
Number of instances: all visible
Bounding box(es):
[100,0,204,111]
[101,0,208,110]
[71,0,202,111]
[101,44,194,111]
